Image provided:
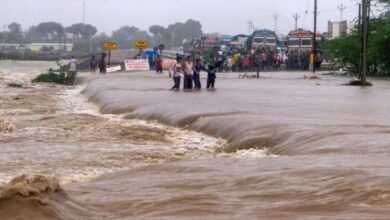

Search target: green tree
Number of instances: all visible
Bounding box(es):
[111,26,150,49]
[65,23,98,53]
[7,23,24,43]
[166,19,203,48]
[323,11,390,76]
[26,26,42,43]
[65,23,97,42]
[149,25,170,47]
[36,22,64,44]
[91,32,110,52]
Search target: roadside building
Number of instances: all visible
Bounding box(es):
[327,20,348,39]
[27,43,73,53]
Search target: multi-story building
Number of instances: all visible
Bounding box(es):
[328,20,348,39]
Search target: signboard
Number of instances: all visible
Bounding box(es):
[104,41,118,50]
[124,59,150,71]
[135,40,148,49]
[106,65,122,73]
[162,58,176,70]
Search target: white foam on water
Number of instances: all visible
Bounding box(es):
[0,74,273,186]
[219,148,279,158]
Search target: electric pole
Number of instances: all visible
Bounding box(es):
[358,3,362,78]
[312,0,318,74]
[248,20,254,35]
[293,13,300,30]
[361,0,371,85]
[273,13,279,34]
[338,4,347,21]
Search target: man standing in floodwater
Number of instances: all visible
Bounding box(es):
[207,63,217,89]
[99,53,107,74]
[67,56,77,85]
[206,57,226,89]
[181,56,193,89]
[194,58,206,89]
[155,55,163,73]
[90,55,98,73]
[169,57,182,90]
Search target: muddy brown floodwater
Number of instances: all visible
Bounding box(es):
[1,61,390,219]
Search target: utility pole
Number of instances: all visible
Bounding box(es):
[293,13,300,30]
[358,3,362,78]
[248,20,253,35]
[361,0,370,85]
[312,0,318,74]
[338,4,347,21]
[273,13,279,34]
[82,1,86,24]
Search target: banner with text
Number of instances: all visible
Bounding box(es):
[124,59,150,71]
[162,58,176,70]
[106,65,122,73]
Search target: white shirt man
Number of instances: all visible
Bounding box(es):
[69,57,77,72]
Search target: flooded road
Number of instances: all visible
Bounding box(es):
[2,62,390,219]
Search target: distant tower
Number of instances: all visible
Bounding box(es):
[273,13,279,34]
[293,13,300,30]
[82,1,86,23]
[338,4,346,21]
[248,20,254,35]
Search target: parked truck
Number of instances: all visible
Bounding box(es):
[287,28,322,52]
[247,29,278,51]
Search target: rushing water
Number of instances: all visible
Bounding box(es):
[1,63,390,219]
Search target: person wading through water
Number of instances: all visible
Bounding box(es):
[67,56,77,85]
[169,56,182,90]
[155,55,163,73]
[99,53,107,74]
[90,55,98,73]
[181,55,193,89]
[194,58,206,89]
[206,57,226,89]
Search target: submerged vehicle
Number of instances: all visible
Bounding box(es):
[287,28,323,52]
[247,29,277,51]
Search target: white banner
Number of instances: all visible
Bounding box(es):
[124,59,150,71]
[106,65,122,73]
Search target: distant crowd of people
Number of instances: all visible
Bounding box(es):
[228,48,282,72]
[286,50,323,70]
[222,48,323,72]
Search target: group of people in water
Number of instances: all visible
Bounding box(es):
[169,55,220,90]
[90,53,108,74]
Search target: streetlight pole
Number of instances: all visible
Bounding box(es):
[312,0,317,74]
[361,0,369,85]
[358,3,362,78]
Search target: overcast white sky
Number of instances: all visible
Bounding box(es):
[0,0,385,35]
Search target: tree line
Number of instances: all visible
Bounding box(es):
[0,19,203,53]
[323,0,389,76]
